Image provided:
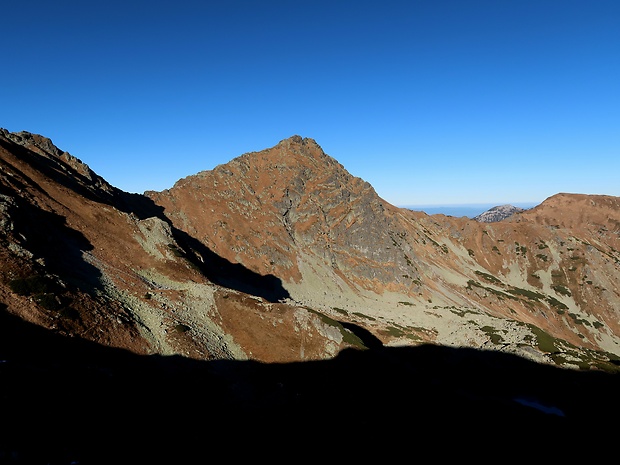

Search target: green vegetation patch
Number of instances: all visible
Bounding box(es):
[308,309,367,348]
[521,324,620,372]
[449,307,479,318]
[515,243,527,255]
[352,311,376,321]
[552,285,572,297]
[568,313,590,326]
[380,324,434,343]
[384,326,406,338]
[480,326,504,344]
[466,280,516,301]
[526,324,559,353]
[546,296,568,310]
[506,287,545,301]
[474,270,503,285]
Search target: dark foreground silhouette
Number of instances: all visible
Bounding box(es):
[1,308,617,464]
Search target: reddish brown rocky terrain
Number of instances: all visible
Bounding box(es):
[148,135,620,368]
[1,129,618,462]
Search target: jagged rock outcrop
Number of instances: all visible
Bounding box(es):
[473,204,526,222]
[0,128,115,198]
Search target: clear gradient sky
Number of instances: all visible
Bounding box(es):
[2,1,618,207]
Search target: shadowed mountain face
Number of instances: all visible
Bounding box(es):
[0,129,619,461]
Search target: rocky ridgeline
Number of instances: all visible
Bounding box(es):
[0,128,115,198]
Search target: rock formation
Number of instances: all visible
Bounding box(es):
[473,204,526,222]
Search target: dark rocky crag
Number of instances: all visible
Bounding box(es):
[1,129,619,461]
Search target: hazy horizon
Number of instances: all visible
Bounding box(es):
[403,201,539,218]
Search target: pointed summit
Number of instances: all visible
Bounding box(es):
[276,134,322,150]
[147,135,403,291]
[236,134,335,170]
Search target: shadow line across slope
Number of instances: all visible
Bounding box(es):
[0,308,617,462]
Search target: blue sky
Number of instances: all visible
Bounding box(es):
[2,0,618,207]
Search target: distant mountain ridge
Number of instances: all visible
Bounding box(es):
[406,203,536,218]
[473,204,527,222]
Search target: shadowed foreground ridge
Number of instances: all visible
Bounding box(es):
[1,308,617,462]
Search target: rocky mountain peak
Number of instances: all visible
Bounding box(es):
[148,135,394,291]
[246,134,336,169]
[277,134,321,149]
[473,204,525,222]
